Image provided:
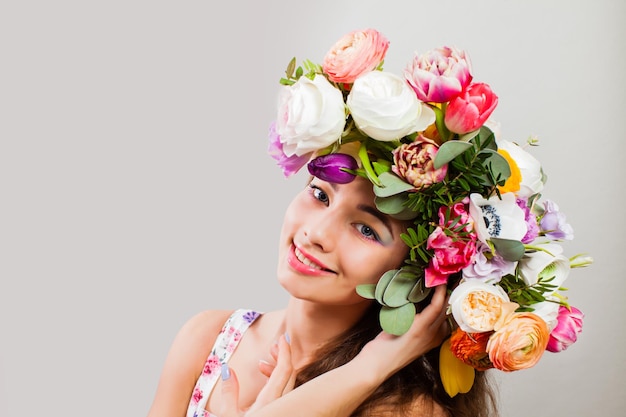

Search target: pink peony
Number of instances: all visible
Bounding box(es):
[425,226,477,287]
[322,28,390,84]
[404,46,473,103]
[547,306,584,352]
[444,83,498,134]
[392,136,447,190]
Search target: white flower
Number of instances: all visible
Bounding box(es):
[469,192,527,244]
[347,71,435,141]
[496,139,544,198]
[519,242,570,296]
[449,280,511,333]
[530,301,560,331]
[276,75,346,157]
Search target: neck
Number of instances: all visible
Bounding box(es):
[276,297,374,370]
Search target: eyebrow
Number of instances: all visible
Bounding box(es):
[358,204,393,236]
[327,182,394,236]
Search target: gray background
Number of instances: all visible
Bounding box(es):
[1,0,624,416]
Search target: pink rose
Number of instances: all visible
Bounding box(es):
[487,311,550,371]
[404,46,473,103]
[322,28,390,84]
[425,226,476,287]
[547,306,584,352]
[444,83,498,134]
[392,136,447,190]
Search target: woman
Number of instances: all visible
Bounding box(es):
[146,172,498,417]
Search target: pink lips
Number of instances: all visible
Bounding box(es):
[287,244,334,276]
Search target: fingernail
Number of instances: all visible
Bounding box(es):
[284,332,291,344]
[259,359,271,366]
[221,363,231,381]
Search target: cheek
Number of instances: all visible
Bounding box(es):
[344,244,408,285]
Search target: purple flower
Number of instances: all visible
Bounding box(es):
[268,122,312,177]
[307,153,358,184]
[243,310,260,323]
[540,200,574,240]
[516,198,539,243]
[462,241,516,283]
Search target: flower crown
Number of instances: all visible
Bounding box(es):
[268,28,592,396]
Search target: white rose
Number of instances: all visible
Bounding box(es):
[469,192,527,244]
[496,139,544,198]
[276,75,346,157]
[519,242,570,296]
[346,71,435,141]
[530,301,560,331]
[449,280,511,333]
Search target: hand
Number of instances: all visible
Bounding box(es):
[219,334,296,417]
[361,285,450,376]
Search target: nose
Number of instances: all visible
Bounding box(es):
[302,211,337,253]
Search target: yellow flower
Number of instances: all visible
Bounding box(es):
[439,338,475,397]
[497,148,522,194]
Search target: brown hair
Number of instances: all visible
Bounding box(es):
[295,302,499,417]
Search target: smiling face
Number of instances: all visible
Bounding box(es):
[277,175,410,307]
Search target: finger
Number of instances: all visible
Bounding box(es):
[269,340,279,361]
[250,334,295,410]
[218,364,242,417]
[258,359,275,378]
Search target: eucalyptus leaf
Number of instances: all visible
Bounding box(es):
[408,278,431,303]
[479,149,511,181]
[491,237,525,261]
[380,303,416,335]
[374,194,407,215]
[375,269,398,305]
[356,283,376,300]
[434,141,473,169]
[478,126,496,149]
[373,172,414,197]
[382,269,417,308]
[458,129,480,143]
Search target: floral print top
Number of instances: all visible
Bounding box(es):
[186,309,262,417]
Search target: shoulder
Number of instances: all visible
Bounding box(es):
[146,309,236,417]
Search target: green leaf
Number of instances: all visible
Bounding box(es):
[373,172,414,197]
[374,194,407,215]
[477,126,496,149]
[376,195,419,220]
[434,141,473,169]
[380,303,416,335]
[356,283,376,299]
[372,160,391,175]
[479,149,511,182]
[491,238,525,261]
[375,270,397,305]
[382,269,417,308]
[408,278,431,303]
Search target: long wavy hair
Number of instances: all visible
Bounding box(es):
[294,302,499,417]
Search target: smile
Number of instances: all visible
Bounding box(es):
[289,245,335,275]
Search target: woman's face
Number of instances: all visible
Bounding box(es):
[277,175,410,306]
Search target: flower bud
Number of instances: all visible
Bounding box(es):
[307,153,358,184]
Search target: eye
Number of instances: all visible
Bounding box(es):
[309,184,329,205]
[355,223,381,242]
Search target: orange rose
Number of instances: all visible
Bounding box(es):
[486,312,550,372]
[449,328,494,371]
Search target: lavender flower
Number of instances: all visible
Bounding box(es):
[540,200,574,240]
